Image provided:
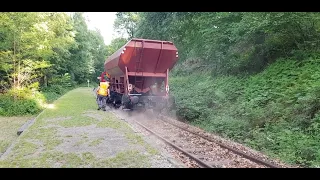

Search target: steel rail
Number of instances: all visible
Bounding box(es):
[158,114,281,168]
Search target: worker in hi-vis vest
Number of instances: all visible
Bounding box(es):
[96,71,111,111]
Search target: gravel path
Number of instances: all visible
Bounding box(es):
[0,111,181,168]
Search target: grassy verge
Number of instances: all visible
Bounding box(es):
[0,87,158,168]
[0,116,34,156]
[170,56,320,167]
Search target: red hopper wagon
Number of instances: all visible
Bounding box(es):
[104,38,179,111]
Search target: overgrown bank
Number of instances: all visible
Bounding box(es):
[169,55,320,167]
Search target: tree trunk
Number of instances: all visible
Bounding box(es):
[44,75,48,87]
[13,32,17,101]
[18,54,20,89]
[17,29,21,98]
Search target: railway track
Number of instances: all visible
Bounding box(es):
[111,109,287,168]
[133,119,213,168]
[156,114,282,168]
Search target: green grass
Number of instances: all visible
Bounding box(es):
[0,149,150,168]
[58,115,97,128]
[96,112,128,129]
[125,133,145,145]
[97,150,151,168]
[0,116,34,155]
[0,87,158,167]
[11,140,39,158]
[22,126,62,151]
[74,139,86,147]
[35,88,97,121]
[170,56,320,167]
[42,91,62,104]
[88,138,104,147]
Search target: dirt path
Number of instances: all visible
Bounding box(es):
[0,88,182,168]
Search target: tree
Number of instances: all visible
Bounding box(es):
[45,12,76,87]
[106,37,127,55]
[0,12,52,95]
[114,12,140,39]
[126,12,320,75]
[0,12,108,92]
[67,12,94,83]
[88,30,108,81]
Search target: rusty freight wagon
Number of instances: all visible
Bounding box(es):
[104,38,179,111]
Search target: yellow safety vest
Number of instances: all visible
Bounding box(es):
[98,82,110,96]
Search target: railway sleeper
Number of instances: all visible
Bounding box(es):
[202,159,232,168]
[184,148,213,153]
[174,143,189,148]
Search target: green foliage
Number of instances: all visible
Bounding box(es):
[114,12,140,39]
[41,91,60,104]
[170,71,246,121]
[0,12,107,116]
[41,76,74,103]
[168,56,320,167]
[106,37,127,53]
[132,12,320,75]
[0,12,107,88]
[42,85,67,96]
[49,73,74,88]
[0,91,42,116]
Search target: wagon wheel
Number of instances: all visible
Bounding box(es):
[121,95,131,110]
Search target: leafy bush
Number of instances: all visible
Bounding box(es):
[0,93,42,116]
[0,76,75,116]
[41,91,60,104]
[42,84,65,95]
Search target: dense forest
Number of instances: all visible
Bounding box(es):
[1,12,320,167]
[113,12,320,167]
[0,12,125,116]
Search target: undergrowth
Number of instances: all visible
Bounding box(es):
[170,54,320,167]
[0,85,73,116]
